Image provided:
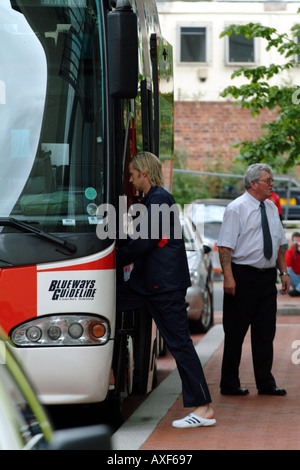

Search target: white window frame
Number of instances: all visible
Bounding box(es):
[225,30,257,66]
[177,24,210,65]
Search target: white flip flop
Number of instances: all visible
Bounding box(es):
[172,412,216,428]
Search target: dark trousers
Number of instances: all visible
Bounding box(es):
[220,263,278,391]
[117,282,212,407]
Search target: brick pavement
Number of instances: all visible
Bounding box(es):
[113,289,300,450]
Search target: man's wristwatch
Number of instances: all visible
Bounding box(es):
[279,272,289,277]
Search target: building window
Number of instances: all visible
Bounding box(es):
[179,26,207,63]
[226,33,256,64]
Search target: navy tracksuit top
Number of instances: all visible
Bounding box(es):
[117,186,191,295]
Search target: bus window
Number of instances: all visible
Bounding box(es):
[1,1,105,234]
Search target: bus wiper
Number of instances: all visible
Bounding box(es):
[0,217,77,254]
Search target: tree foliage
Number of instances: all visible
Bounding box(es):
[172,148,244,206]
[220,18,300,172]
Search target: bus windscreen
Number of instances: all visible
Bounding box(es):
[1,0,105,233]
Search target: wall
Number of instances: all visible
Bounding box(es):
[157,1,300,174]
[174,101,277,169]
[157,0,300,101]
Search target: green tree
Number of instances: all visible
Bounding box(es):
[220,19,300,172]
[172,147,245,206]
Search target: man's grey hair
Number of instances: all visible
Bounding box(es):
[244,163,273,189]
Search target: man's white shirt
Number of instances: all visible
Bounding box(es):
[217,191,287,269]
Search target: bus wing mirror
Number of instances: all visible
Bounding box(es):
[107,0,138,98]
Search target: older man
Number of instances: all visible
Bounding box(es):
[217,163,290,396]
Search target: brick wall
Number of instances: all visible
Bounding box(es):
[174,101,277,171]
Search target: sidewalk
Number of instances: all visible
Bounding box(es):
[277,284,300,316]
[113,289,300,451]
[141,317,300,450]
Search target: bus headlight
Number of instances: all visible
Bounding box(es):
[26,326,42,343]
[10,315,110,347]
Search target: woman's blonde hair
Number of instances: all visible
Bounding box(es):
[131,152,164,188]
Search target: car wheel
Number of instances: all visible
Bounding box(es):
[190,285,214,334]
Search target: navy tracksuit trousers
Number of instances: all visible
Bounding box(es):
[117,282,212,407]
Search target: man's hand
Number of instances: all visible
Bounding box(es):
[280,274,290,295]
[218,246,236,296]
[223,274,236,296]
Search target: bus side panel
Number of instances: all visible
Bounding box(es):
[37,244,116,318]
[13,343,114,404]
[6,244,117,405]
[32,244,117,403]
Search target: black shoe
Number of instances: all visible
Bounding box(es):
[258,387,287,396]
[221,387,249,396]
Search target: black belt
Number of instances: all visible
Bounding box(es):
[232,263,276,273]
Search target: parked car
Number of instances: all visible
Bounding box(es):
[188,199,231,277]
[0,327,111,450]
[273,177,300,220]
[181,216,214,333]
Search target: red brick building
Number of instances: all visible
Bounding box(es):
[174,101,277,171]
